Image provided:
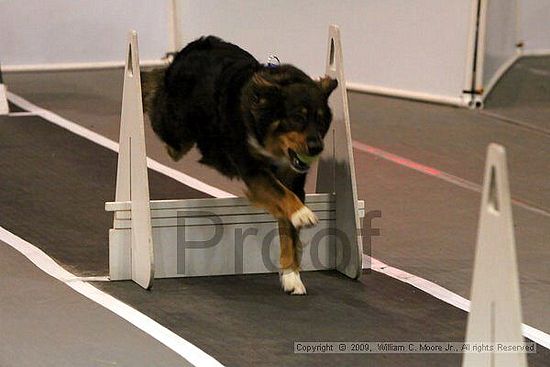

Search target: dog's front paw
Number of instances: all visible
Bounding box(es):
[280,269,307,295]
[290,206,318,229]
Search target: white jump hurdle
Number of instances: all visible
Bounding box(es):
[106,25,365,289]
[462,144,527,366]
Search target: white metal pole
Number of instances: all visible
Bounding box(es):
[167,0,183,55]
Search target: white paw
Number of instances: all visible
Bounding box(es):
[290,206,318,229]
[280,269,307,295]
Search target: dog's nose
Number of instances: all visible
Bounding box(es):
[306,136,324,156]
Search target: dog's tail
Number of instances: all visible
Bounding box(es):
[141,67,166,114]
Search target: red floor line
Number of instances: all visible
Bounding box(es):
[352,140,550,218]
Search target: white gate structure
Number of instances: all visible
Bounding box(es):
[106,26,365,289]
[462,144,528,366]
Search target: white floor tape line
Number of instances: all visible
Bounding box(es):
[369,256,550,350]
[7,111,36,117]
[0,226,224,367]
[7,89,550,350]
[6,91,234,199]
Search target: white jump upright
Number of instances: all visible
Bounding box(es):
[316,25,363,279]
[0,63,9,115]
[106,26,364,288]
[462,144,527,367]
[112,30,155,289]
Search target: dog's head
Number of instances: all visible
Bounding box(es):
[243,65,338,173]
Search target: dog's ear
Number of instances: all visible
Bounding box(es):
[318,76,338,98]
[250,73,283,112]
[252,74,278,89]
[251,74,281,98]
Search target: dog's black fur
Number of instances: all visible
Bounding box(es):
[142,36,337,194]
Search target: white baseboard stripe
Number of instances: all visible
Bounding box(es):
[520,49,550,57]
[7,111,36,117]
[346,82,468,107]
[0,226,224,367]
[3,62,470,109]
[3,59,168,73]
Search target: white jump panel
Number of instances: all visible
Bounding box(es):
[107,194,365,279]
[462,144,527,367]
[316,25,363,279]
[114,31,154,289]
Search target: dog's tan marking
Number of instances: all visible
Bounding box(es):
[263,123,308,159]
[318,76,338,95]
[278,219,301,270]
[252,73,276,88]
[278,131,308,154]
[278,219,306,294]
[245,173,315,229]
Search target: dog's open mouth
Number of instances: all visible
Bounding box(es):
[288,149,310,173]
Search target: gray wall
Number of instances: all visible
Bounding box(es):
[0,0,169,66]
[482,0,518,88]
[2,0,547,103]
[520,0,550,52]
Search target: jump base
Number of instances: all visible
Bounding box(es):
[107,194,365,279]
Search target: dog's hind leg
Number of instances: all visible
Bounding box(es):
[278,219,306,295]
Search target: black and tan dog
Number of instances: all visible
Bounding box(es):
[142,36,337,294]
